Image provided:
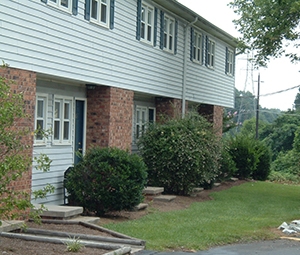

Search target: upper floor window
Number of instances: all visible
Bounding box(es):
[53,97,73,144]
[191,28,203,63]
[226,47,234,76]
[206,37,215,68]
[160,12,177,54]
[136,1,157,46]
[41,0,78,15]
[84,0,115,29]
[91,0,110,26]
[140,4,155,43]
[34,94,48,145]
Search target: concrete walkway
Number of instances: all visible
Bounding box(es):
[136,239,300,255]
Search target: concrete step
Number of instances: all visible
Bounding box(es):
[31,204,83,220]
[133,203,148,211]
[154,195,176,202]
[143,187,164,196]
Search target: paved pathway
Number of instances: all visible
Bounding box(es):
[136,239,300,255]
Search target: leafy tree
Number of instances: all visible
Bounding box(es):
[0,65,53,224]
[230,0,300,67]
[294,87,300,111]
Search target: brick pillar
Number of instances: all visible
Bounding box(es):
[198,104,223,136]
[86,86,133,151]
[0,66,36,215]
[155,97,187,123]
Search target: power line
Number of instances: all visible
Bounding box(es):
[260,85,300,97]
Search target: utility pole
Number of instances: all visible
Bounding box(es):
[255,73,260,139]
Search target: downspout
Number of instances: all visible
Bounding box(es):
[182,17,198,118]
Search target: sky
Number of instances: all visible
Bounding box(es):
[177,0,300,111]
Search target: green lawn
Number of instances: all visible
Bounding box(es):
[103,182,300,251]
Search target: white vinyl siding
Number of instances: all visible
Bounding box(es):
[1,0,235,109]
[32,80,86,205]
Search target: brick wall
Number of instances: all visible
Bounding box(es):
[0,66,36,217]
[155,97,186,123]
[86,86,133,150]
[198,104,224,136]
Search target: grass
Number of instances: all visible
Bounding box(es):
[103,181,300,251]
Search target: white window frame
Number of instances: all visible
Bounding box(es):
[207,39,215,68]
[163,15,175,53]
[226,49,234,76]
[140,3,155,44]
[53,96,73,145]
[34,94,48,145]
[90,0,110,28]
[48,0,72,13]
[135,106,156,141]
[193,31,202,64]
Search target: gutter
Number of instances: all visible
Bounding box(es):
[182,17,198,118]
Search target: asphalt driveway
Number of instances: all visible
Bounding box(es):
[137,239,300,255]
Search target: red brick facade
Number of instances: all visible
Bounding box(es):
[198,104,223,136]
[155,97,187,123]
[0,66,36,205]
[86,86,134,150]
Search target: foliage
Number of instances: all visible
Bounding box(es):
[0,65,54,224]
[105,182,300,251]
[268,170,300,184]
[227,134,258,178]
[137,112,221,195]
[252,140,272,181]
[63,236,84,252]
[218,144,237,181]
[260,110,300,160]
[65,147,147,216]
[229,0,300,67]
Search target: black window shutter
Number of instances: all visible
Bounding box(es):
[136,0,142,40]
[202,33,205,64]
[225,47,229,74]
[190,27,194,61]
[154,7,158,46]
[174,20,178,54]
[110,0,115,29]
[160,11,165,50]
[72,0,78,15]
[85,0,91,21]
[41,0,47,3]
[233,50,236,76]
[205,36,208,66]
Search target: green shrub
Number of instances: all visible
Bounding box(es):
[218,144,237,181]
[268,170,300,184]
[65,147,147,216]
[137,112,221,195]
[227,135,258,179]
[252,140,272,181]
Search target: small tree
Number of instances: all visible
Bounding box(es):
[0,64,53,224]
[138,112,221,195]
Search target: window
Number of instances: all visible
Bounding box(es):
[140,4,154,43]
[53,97,72,144]
[163,16,175,52]
[191,29,203,63]
[206,38,215,68]
[85,0,115,29]
[226,47,234,76]
[41,0,78,15]
[91,0,110,26]
[135,106,155,140]
[34,94,48,144]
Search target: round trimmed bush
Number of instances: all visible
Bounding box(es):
[137,112,221,195]
[65,147,147,216]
